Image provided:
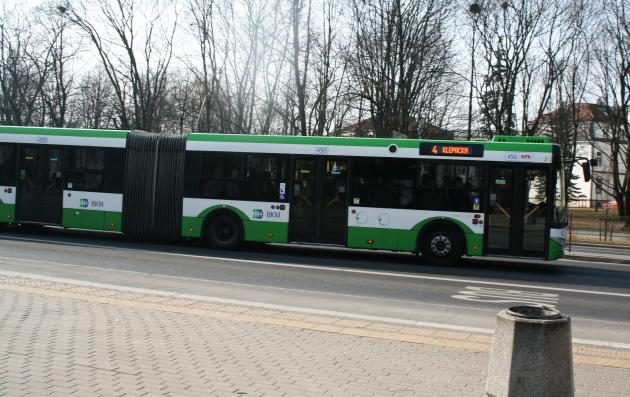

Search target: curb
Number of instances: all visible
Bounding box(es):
[569,242,630,250]
[564,254,630,265]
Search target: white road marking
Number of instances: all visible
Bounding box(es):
[1,234,630,298]
[452,286,559,307]
[1,267,629,350]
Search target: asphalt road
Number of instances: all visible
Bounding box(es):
[0,225,629,346]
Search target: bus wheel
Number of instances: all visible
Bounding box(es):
[420,225,464,265]
[206,214,243,250]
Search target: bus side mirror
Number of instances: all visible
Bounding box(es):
[581,161,591,182]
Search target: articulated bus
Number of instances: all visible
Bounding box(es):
[0,126,567,264]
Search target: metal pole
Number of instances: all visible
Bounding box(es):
[467,27,476,141]
[195,95,208,132]
[569,214,573,252]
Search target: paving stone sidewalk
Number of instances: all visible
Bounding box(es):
[0,274,629,397]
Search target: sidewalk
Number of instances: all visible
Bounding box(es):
[564,244,630,264]
[0,273,629,397]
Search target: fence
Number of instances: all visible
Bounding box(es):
[569,198,624,211]
[568,208,630,247]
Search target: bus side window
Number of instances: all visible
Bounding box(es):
[245,154,288,202]
[66,147,106,192]
[0,143,16,186]
[417,162,482,212]
[104,149,125,193]
[196,152,243,200]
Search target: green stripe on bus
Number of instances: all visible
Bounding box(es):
[104,212,122,232]
[411,217,475,235]
[0,126,129,139]
[63,209,122,231]
[182,217,204,238]
[0,203,15,223]
[193,205,249,221]
[465,234,484,256]
[548,238,564,260]
[347,226,399,250]
[188,133,553,153]
[182,216,288,243]
[348,223,483,255]
[243,221,288,243]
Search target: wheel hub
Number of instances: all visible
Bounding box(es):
[430,234,452,257]
[217,222,234,241]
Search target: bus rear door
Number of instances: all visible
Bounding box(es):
[290,157,348,244]
[15,145,64,224]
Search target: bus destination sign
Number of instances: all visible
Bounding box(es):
[419,143,484,157]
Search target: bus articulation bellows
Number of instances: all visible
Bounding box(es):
[0,126,567,264]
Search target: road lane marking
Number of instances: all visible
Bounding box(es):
[1,268,630,352]
[1,236,630,298]
[452,286,559,307]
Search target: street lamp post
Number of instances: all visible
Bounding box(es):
[467,2,481,141]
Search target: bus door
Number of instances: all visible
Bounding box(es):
[486,166,548,257]
[290,157,348,244]
[15,145,64,224]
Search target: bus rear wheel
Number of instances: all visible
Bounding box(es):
[206,214,242,250]
[420,225,464,266]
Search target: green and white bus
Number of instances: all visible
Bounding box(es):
[0,126,567,264]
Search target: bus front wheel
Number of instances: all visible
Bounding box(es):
[205,214,243,250]
[420,225,464,266]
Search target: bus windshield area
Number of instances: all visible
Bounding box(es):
[553,164,568,227]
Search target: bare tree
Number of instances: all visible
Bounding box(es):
[35,4,81,128]
[256,3,290,135]
[308,0,350,136]
[71,71,115,129]
[0,14,50,126]
[64,0,177,132]
[348,0,453,138]
[188,0,225,132]
[290,0,312,135]
[590,0,629,216]
[474,0,555,135]
[545,0,594,203]
[156,72,197,134]
[218,0,267,133]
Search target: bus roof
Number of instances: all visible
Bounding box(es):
[0,126,129,148]
[187,133,553,151]
[186,132,554,163]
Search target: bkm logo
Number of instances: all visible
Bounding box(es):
[252,209,264,219]
[79,199,89,208]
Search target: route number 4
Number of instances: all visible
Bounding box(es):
[451,286,559,308]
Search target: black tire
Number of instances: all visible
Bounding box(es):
[205,214,243,250]
[420,225,465,265]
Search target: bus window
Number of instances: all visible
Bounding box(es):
[417,163,482,212]
[245,155,288,202]
[198,153,243,200]
[351,157,416,208]
[66,172,104,192]
[523,168,547,252]
[0,144,16,186]
[104,149,125,193]
[66,148,106,192]
[64,148,123,193]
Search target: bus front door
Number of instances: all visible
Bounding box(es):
[16,145,64,224]
[486,166,548,258]
[290,157,347,244]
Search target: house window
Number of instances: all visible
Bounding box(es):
[595,177,603,195]
[596,152,602,167]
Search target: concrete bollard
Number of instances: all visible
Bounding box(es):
[485,306,574,397]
